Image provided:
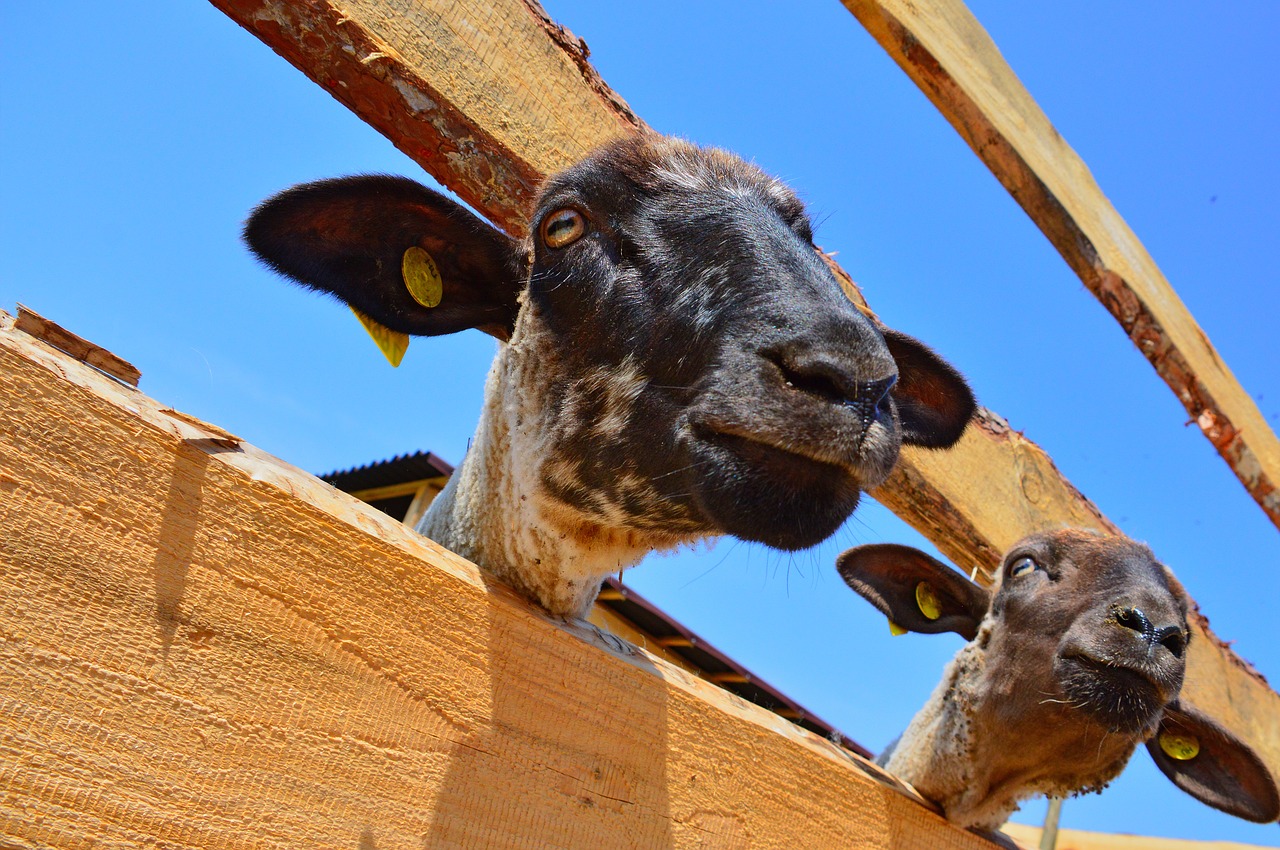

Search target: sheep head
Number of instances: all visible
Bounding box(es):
[837,529,1278,829]
[243,135,977,615]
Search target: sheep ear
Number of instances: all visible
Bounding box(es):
[836,544,990,640]
[245,175,522,341]
[881,328,976,449]
[1146,702,1279,823]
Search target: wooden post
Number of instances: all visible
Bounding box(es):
[1040,798,1063,850]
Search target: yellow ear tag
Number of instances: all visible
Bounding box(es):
[1159,732,1201,761]
[351,307,409,367]
[916,582,942,621]
[402,246,443,308]
[888,620,908,637]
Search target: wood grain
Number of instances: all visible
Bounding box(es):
[0,312,1010,848]
[206,0,1280,792]
[839,0,1280,531]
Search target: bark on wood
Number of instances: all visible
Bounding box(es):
[208,0,643,236]
[0,313,1008,849]
[839,0,1280,531]
[206,0,1280,788]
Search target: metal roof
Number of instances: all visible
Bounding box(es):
[320,450,454,493]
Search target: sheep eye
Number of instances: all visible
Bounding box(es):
[1010,556,1039,578]
[541,208,586,249]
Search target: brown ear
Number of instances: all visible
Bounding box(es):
[880,328,976,449]
[245,175,523,341]
[1146,701,1280,823]
[836,544,991,640]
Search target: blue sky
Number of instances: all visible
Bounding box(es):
[4,2,1278,844]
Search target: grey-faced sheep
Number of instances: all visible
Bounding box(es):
[837,528,1279,830]
[244,134,976,617]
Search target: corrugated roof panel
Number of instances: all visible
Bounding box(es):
[320,450,454,493]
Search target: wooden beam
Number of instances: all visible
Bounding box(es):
[208,0,1280,788]
[209,0,641,236]
[0,312,1008,849]
[348,479,439,503]
[839,0,1280,532]
[401,479,445,529]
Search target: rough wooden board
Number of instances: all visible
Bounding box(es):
[585,605,704,677]
[839,0,1280,531]
[206,0,1280,792]
[15,302,141,386]
[1002,822,1269,850]
[0,315,1010,849]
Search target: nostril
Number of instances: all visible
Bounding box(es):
[770,351,897,415]
[776,358,850,405]
[861,375,897,416]
[1155,625,1187,659]
[1114,605,1151,636]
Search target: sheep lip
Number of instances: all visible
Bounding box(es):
[1058,651,1164,695]
[684,425,865,550]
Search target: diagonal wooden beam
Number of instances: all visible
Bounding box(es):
[208,0,1280,792]
[839,0,1280,532]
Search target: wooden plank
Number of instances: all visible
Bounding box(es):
[349,478,442,504]
[0,312,1007,849]
[207,0,1280,789]
[583,605,704,676]
[839,0,1280,531]
[15,303,141,386]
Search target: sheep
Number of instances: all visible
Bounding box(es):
[836,528,1280,830]
[243,134,976,617]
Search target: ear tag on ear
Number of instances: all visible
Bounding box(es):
[888,620,908,637]
[402,246,443,308]
[351,307,409,367]
[915,582,942,621]
[1159,732,1201,761]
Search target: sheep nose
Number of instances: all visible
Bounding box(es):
[854,375,899,417]
[1115,605,1152,636]
[774,351,897,417]
[1114,606,1187,658]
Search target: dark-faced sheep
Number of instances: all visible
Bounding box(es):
[837,528,1279,830]
[244,134,975,616]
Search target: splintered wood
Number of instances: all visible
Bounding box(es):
[0,314,1004,848]
[15,303,141,386]
[210,0,1280,793]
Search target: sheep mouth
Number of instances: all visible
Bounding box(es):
[690,418,893,485]
[1056,652,1170,733]
[685,426,867,550]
